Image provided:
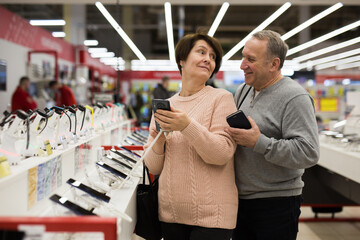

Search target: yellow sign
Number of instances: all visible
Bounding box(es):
[28,167,37,209]
[0,156,11,178]
[44,140,53,156]
[320,98,338,112]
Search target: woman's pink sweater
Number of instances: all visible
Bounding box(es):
[145,86,238,229]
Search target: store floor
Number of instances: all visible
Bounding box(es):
[132,206,360,240]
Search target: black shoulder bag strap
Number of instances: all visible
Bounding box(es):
[236,84,252,109]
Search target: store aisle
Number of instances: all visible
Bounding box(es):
[132,207,360,240]
[298,206,360,240]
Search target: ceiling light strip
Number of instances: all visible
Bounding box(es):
[208,2,230,37]
[84,40,99,46]
[88,48,108,53]
[296,48,360,70]
[164,2,176,62]
[315,55,360,70]
[281,2,343,41]
[287,20,360,56]
[52,32,66,38]
[91,52,115,58]
[292,36,360,62]
[336,61,360,70]
[29,19,65,26]
[95,2,146,61]
[223,2,291,62]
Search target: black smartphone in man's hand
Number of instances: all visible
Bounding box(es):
[226,110,251,129]
[152,99,171,131]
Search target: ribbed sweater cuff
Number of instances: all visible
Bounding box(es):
[254,134,271,154]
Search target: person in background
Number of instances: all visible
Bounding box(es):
[153,75,171,100]
[48,80,77,107]
[144,32,238,240]
[11,76,37,112]
[225,30,320,240]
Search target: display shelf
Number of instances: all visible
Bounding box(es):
[318,141,360,184]
[0,120,140,239]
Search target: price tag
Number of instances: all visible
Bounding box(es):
[60,136,68,150]
[0,156,12,178]
[59,197,68,204]
[44,140,53,156]
[71,180,81,187]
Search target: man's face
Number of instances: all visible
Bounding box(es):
[240,37,272,89]
[23,80,30,91]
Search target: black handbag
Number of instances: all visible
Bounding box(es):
[135,164,162,240]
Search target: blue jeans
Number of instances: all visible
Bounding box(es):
[232,195,302,240]
[161,222,233,240]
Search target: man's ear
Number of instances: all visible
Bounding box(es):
[271,58,281,71]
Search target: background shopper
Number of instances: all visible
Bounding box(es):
[225,30,320,240]
[49,80,77,107]
[144,32,238,240]
[153,75,171,100]
[11,76,37,112]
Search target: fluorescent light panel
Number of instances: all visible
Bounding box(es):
[336,61,360,70]
[296,48,360,70]
[223,2,291,62]
[281,3,342,41]
[164,2,175,62]
[292,36,360,62]
[52,32,66,37]
[315,55,360,70]
[88,48,108,53]
[95,2,146,61]
[84,40,99,46]
[30,19,65,26]
[287,20,360,56]
[208,2,230,37]
[91,52,115,58]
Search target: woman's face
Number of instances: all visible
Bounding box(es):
[180,40,216,82]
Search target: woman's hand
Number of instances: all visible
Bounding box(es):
[154,106,190,132]
[149,127,166,154]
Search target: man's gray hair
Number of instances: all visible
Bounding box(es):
[252,30,288,69]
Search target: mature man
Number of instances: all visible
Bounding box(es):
[11,76,37,111]
[225,30,319,240]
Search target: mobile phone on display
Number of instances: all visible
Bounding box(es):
[49,194,97,216]
[152,99,171,131]
[226,110,251,129]
[66,178,111,203]
[96,161,128,179]
[111,148,138,164]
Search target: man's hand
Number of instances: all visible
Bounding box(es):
[154,106,190,132]
[225,116,261,148]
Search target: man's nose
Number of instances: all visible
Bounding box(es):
[240,60,247,70]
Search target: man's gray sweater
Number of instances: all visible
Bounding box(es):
[234,77,319,199]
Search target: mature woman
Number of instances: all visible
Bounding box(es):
[144,32,238,240]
